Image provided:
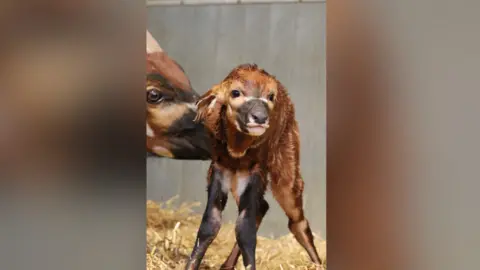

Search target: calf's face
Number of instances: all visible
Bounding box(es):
[226,75,278,136]
[196,65,279,138]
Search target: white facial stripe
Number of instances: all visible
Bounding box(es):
[146,86,158,91]
[146,123,154,137]
[259,97,269,104]
[244,96,269,105]
[236,174,250,198]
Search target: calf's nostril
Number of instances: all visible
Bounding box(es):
[250,112,268,124]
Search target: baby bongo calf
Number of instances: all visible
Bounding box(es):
[185,64,323,270]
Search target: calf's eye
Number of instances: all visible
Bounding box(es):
[268,93,275,101]
[147,89,163,104]
[231,89,241,98]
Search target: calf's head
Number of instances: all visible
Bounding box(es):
[195,64,279,138]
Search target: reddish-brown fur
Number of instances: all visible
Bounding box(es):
[187,64,323,269]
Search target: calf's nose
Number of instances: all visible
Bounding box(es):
[249,109,268,124]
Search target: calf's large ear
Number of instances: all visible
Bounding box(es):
[194,85,224,123]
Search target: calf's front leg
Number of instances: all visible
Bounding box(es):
[185,163,228,270]
[235,172,263,270]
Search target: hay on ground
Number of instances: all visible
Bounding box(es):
[147,197,327,270]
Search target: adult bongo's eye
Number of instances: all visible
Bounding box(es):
[231,89,241,98]
[147,89,163,103]
[268,93,275,101]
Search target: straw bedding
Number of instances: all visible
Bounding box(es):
[146,197,326,270]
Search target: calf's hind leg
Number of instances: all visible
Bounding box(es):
[271,176,323,268]
[185,164,228,270]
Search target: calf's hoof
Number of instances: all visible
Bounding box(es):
[184,260,197,270]
[219,264,235,270]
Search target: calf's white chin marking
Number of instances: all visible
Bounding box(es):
[246,117,269,136]
[247,126,266,136]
